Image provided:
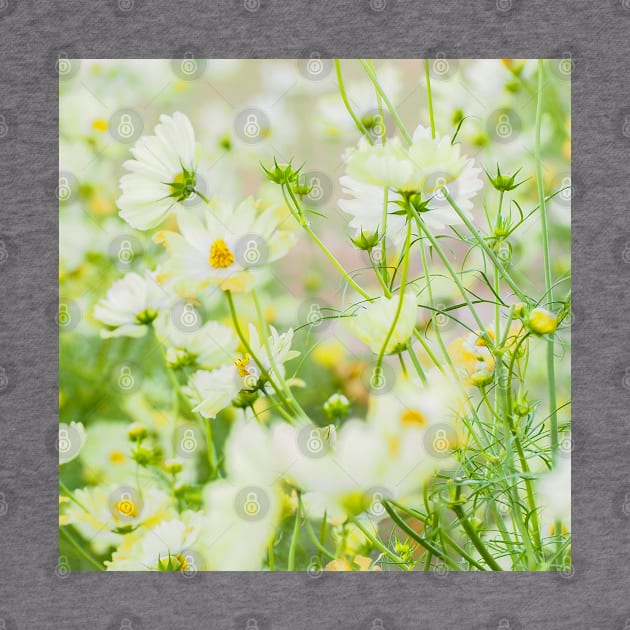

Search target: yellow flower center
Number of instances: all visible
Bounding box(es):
[114,499,138,519]
[209,238,235,269]
[400,408,427,427]
[109,450,126,464]
[234,354,251,377]
[92,118,108,132]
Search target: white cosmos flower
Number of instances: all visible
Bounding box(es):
[201,419,284,570]
[273,376,457,524]
[117,111,198,230]
[340,125,483,239]
[61,485,174,555]
[182,365,240,420]
[154,314,238,370]
[348,291,418,354]
[105,512,206,571]
[182,324,299,419]
[154,198,296,295]
[93,271,172,338]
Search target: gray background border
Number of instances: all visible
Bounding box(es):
[0,0,628,628]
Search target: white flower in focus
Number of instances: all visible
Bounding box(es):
[348,291,418,354]
[340,125,483,240]
[154,314,238,370]
[117,112,198,230]
[61,485,174,555]
[182,325,299,419]
[93,271,172,338]
[154,198,296,295]
[58,421,87,465]
[106,512,205,571]
[406,124,483,228]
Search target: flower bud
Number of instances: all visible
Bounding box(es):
[127,422,148,442]
[164,458,183,474]
[323,393,350,421]
[350,229,380,252]
[527,307,558,335]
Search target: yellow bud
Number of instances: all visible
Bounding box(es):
[528,307,558,335]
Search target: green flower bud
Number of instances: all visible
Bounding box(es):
[127,422,148,442]
[350,229,380,252]
[486,165,525,192]
[323,393,350,421]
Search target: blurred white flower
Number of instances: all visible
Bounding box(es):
[182,365,240,420]
[154,315,238,370]
[348,291,418,354]
[93,271,172,338]
[201,419,284,570]
[117,111,198,230]
[537,457,571,535]
[273,374,456,523]
[154,198,295,295]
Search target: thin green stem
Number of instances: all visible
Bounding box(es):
[535,59,558,459]
[60,526,104,571]
[452,505,503,571]
[423,59,436,138]
[334,59,373,143]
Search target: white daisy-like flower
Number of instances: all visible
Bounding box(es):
[182,365,240,420]
[182,324,299,419]
[340,125,483,240]
[61,485,174,555]
[154,314,238,370]
[93,271,172,338]
[154,198,296,295]
[348,291,418,355]
[117,111,198,230]
[58,421,87,465]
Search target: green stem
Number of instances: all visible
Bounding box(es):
[452,505,503,570]
[60,526,104,571]
[349,516,408,569]
[359,59,412,144]
[423,59,436,138]
[535,59,558,459]
[287,505,301,571]
[334,59,373,143]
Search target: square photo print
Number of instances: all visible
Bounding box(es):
[58,58,571,572]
